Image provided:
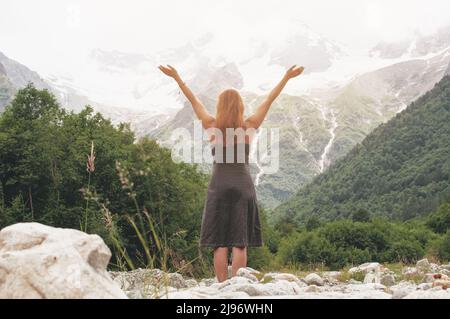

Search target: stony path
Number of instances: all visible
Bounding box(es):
[110,259,450,299]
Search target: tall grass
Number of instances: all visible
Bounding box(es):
[82,141,96,233]
[80,156,211,279]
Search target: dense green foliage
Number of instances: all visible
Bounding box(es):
[274,76,450,225]
[0,84,209,274]
[252,202,450,269]
[276,218,438,269]
[426,203,450,234]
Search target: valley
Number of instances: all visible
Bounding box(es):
[1,24,450,210]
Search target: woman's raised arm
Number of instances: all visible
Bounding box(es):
[158,65,215,129]
[245,65,304,129]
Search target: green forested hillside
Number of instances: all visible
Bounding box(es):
[274,75,450,225]
[0,84,209,274]
[1,84,449,273]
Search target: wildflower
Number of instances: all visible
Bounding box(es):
[101,204,113,230]
[86,141,95,173]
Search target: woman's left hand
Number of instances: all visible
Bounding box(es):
[158,64,179,78]
[285,65,305,79]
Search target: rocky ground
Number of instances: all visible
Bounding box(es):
[1,223,449,299]
[110,259,450,299]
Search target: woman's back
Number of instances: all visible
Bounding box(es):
[211,142,251,164]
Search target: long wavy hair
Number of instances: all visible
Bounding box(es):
[213,88,246,145]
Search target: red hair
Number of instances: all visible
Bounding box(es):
[213,88,246,145]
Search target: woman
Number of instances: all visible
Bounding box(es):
[158,63,304,282]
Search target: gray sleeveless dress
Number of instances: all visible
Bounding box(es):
[199,143,263,248]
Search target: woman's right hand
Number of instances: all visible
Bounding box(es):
[158,64,179,79]
[285,65,304,79]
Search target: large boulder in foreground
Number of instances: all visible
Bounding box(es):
[0,223,127,299]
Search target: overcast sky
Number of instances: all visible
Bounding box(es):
[1,0,450,76]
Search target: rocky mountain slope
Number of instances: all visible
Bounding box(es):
[0,62,15,110]
[151,48,450,209]
[0,50,169,134]
[0,51,51,111]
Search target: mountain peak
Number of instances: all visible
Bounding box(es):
[370,24,450,59]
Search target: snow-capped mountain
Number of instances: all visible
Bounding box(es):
[0,51,51,92]
[370,25,450,59]
[268,19,345,73]
[42,19,347,115]
[149,26,450,208]
[0,50,174,135]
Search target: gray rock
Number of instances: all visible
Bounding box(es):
[349,262,381,274]
[261,272,300,283]
[363,272,380,284]
[373,283,387,290]
[243,266,260,274]
[0,223,127,299]
[220,284,269,296]
[390,281,417,299]
[125,290,144,299]
[166,272,188,288]
[304,285,321,293]
[304,273,324,286]
[199,278,217,287]
[322,271,342,283]
[429,263,440,272]
[160,287,219,299]
[417,283,433,290]
[392,289,410,299]
[258,280,304,295]
[402,266,419,276]
[416,258,430,270]
[380,274,396,286]
[212,276,254,290]
[236,267,259,282]
[185,278,199,288]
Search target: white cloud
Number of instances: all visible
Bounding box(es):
[0,0,449,79]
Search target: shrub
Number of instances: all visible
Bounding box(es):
[384,239,424,263]
[436,231,450,262]
[305,216,321,231]
[248,246,277,270]
[426,203,450,234]
[277,231,335,267]
[352,208,371,222]
[276,218,435,269]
